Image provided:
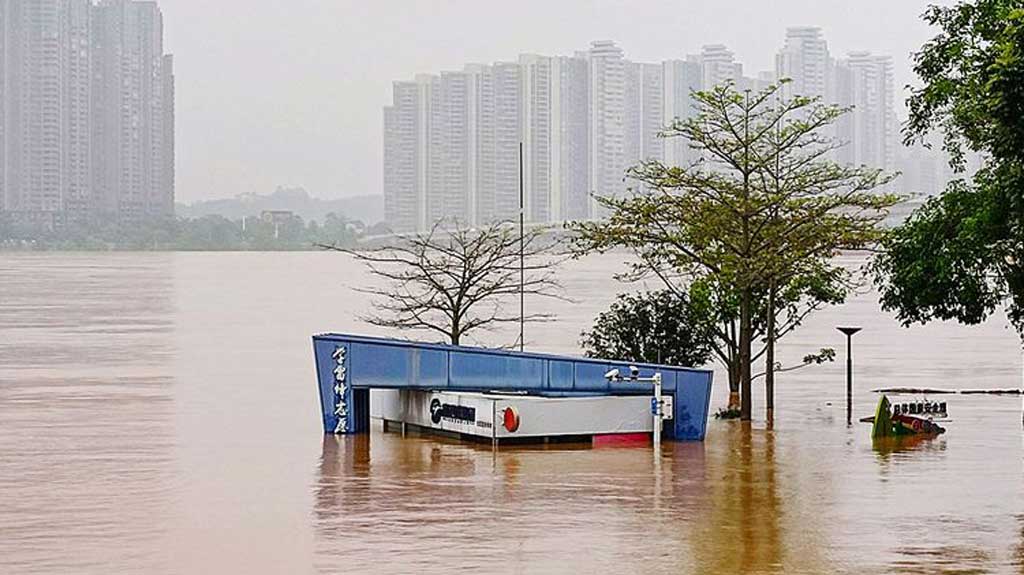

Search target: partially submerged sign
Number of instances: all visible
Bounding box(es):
[373,390,655,441]
[312,332,714,441]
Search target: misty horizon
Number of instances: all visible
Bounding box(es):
[163,0,950,204]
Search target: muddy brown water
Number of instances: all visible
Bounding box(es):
[1,252,1022,574]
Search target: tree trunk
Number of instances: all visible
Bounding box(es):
[728,358,741,410]
[739,287,753,421]
[766,280,776,424]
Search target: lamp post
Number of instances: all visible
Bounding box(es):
[837,326,862,426]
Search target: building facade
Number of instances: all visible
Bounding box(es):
[586,41,626,219]
[661,58,703,168]
[775,26,831,103]
[835,52,896,180]
[0,0,174,229]
[383,34,919,232]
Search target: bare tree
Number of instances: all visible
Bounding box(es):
[319,219,564,346]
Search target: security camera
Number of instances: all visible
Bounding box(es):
[629,365,640,378]
[604,368,620,381]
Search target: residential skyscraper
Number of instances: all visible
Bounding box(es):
[383,80,425,233]
[588,41,626,218]
[624,61,664,172]
[0,0,174,227]
[520,53,590,223]
[775,27,831,102]
[0,0,93,225]
[424,70,474,225]
[700,44,742,91]
[520,54,554,223]
[835,52,896,179]
[661,58,703,168]
[91,0,175,221]
[382,35,912,232]
[474,62,521,224]
[551,55,590,222]
[384,62,522,233]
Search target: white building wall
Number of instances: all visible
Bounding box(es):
[662,58,702,168]
[700,44,739,90]
[588,40,626,219]
[835,51,896,183]
[776,27,830,102]
[554,54,590,222]
[520,54,552,223]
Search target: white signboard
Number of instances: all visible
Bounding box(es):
[373,390,654,440]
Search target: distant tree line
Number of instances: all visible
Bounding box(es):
[0,211,390,251]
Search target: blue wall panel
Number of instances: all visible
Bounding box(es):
[548,360,573,392]
[573,362,612,393]
[672,370,713,441]
[349,342,447,390]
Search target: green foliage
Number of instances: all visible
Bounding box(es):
[875,0,1024,334]
[581,290,715,367]
[571,81,898,419]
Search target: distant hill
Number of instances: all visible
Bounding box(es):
[176,187,384,224]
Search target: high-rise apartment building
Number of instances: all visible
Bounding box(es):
[624,61,664,172]
[384,62,522,233]
[0,0,174,228]
[520,53,590,223]
[587,41,626,218]
[383,35,909,231]
[422,70,474,226]
[383,81,421,233]
[661,58,703,168]
[520,54,554,223]
[92,0,174,221]
[835,52,896,178]
[775,27,831,102]
[699,44,742,92]
[551,55,590,222]
[473,62,521,225]
[0,0,93,224]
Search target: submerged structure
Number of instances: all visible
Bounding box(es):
[312,333,714,442]
[870,395,947,437]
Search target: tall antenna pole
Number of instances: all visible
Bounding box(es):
[519,142,525,352]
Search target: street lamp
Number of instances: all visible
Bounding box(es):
[837,326,862,426]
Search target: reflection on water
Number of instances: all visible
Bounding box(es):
[692,424,784,574]
[1,252,1023,574]
[312,425,824,575]
[873,434,948,459]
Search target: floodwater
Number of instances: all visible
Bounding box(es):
[1,251,1022,574]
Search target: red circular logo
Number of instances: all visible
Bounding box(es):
[503,407,520,433]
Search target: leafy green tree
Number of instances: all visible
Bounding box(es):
[874,0,1024,334]
[572,81,897,420]
[581,290,715,367]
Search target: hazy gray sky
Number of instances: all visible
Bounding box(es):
[165,0,949,203]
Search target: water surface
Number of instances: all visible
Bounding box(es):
[1,252,1021,574]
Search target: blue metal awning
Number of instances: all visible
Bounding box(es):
[313,332,714,441]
